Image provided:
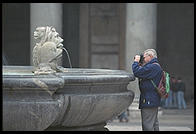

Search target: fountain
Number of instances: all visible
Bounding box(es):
[3,26,135,131]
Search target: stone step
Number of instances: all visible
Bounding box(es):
[128,109,163,118]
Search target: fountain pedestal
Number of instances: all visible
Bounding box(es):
[3,66,135,131]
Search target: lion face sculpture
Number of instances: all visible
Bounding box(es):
[32,26,64,75]
[34,27,45,40]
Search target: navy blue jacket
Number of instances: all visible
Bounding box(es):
[132,58,162,109]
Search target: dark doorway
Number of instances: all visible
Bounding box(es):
[157,3,194,101]
[2,3,30,65]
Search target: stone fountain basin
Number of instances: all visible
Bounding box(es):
[3,66,135,131]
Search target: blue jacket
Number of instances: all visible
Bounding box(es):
[132,58,162,109]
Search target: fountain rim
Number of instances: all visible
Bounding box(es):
[3,65,135,90]
[3,65,135,78]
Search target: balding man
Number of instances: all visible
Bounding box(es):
[132,49,162,131]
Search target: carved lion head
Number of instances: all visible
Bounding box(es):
[34,26,63,46]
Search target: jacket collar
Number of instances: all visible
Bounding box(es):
[145,58,158,66]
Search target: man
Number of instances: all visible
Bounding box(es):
[172,77,178,108]
[132,49,162,131]
[176,77,187,109]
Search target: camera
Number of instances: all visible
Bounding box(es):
[139,54,144,64]
[134,54,144,64]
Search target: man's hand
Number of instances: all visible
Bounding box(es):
[134,55,140,62]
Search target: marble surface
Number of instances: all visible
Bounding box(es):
[3,66,135,131]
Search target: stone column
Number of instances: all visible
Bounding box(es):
[30,3,63,65]
[125,3,157,99]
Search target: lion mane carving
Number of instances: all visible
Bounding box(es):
[32,26,65,75]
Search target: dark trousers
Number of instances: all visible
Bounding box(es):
[141,107,159,131]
